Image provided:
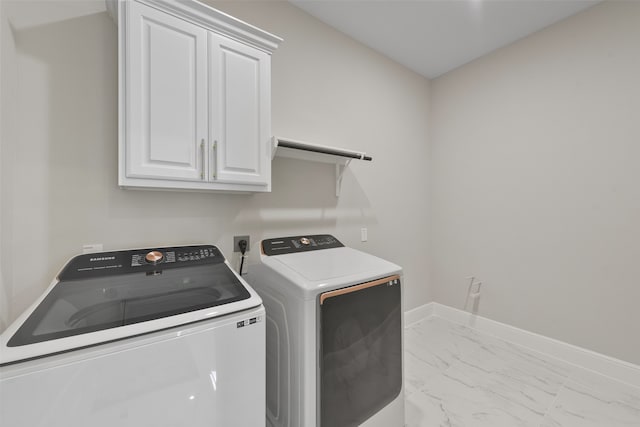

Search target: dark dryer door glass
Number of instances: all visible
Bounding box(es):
[320,276,402,427]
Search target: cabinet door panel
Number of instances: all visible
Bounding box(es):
[210,34,270,186]
[127,1,207,181]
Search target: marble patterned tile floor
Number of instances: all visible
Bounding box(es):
[404,316,640,427]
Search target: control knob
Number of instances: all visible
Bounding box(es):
[300,237,311,246]
[145,251,164,264]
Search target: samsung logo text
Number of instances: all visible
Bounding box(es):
[90,256,116,262]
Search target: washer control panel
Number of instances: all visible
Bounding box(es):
[262,235,344,256]
[59,245,223,280]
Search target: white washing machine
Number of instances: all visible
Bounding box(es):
[0,245,265,427]
[245,234,404,427]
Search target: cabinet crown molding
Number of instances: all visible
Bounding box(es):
[107,0,282,53]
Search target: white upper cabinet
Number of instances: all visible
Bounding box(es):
[127,1,207,182]
[209,33,271,186]
[108,0,281,192]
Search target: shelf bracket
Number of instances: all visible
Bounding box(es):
[271,136,370,198]
[335,160,351,197]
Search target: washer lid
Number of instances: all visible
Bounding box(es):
[0,245,262,365]
[7,264,250,348]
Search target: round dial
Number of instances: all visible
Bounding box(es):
[145,251,164,264]
[300,237,311,246]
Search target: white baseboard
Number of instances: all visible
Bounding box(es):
[403,303,434,327]
[405,302,640,388]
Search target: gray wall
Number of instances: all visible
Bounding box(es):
[0,1,431,326]
[0,0,17,331]
[3,0,638,366]
[429,0,640,364]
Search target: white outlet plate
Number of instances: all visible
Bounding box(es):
[233,235,250,253]
[82,243,103,254]
[360,228,368,242]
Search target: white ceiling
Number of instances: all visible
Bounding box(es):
[291,0,602,79]
[5,0,601,79]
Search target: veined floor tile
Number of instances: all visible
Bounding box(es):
[540,379,640,427]
[410,369,546,427]
[403,315,640,427]
[567,367,640,411]
[405,388,437,427]
[445,352,567,420]
[404,317,484,397]
[472,338,574,381]
[405,318,494,374]
[405,349,435,397]
[459,337,573,401]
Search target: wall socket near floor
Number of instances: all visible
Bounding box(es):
[361,227,368,242]
[233,235,250,252]
[82,243,103,254]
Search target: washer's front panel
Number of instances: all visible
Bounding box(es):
[0,307,265,427]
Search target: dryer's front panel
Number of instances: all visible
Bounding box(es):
[319,275,402,427]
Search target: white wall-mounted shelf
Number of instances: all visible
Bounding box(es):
[272,137,372,197]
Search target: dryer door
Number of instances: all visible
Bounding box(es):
[319,275,402,427]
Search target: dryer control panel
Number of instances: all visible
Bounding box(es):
[262,235,344,256]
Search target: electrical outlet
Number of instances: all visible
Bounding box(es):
[233,235,250,252]
[361,228,368,242]
[82,243,103,254]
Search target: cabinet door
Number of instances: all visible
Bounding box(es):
[209,33,271,186]
[126,1,207,181]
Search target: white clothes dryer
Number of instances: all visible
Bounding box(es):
[0,245,265,427]
[245,234,404,427]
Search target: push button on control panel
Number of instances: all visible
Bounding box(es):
[176,248,216,262]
